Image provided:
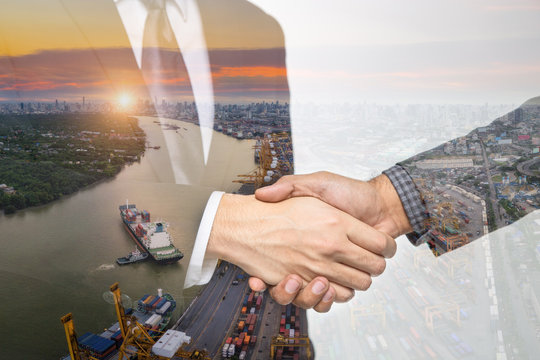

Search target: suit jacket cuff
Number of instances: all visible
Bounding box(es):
[184,191,224,288]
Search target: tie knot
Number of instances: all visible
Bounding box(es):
[145,0,165,10]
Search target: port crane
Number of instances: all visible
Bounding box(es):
[109,283,211,360]
[61,283,210,360]
[235,133,293,190]
[424,303,461,331]
[270,335,312,359]
[350,303,387,329]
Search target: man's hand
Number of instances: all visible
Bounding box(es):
[256,171,411,238]
[206,194,396,299]
[248,171,411,311]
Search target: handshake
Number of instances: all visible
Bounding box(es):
[206,171,413,313]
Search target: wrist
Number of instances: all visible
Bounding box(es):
[368,174,412,237]
[206,194,254,266]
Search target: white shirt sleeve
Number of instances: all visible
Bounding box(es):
[183,191,225,288]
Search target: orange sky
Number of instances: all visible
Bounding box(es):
[0,0,284,57]
[0,1,289,102]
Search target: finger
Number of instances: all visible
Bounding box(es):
[313,286,336,313]
[248,277,267,292]
[337,242,387,276]
[288,277,330,309]
[346,218,397,258]
[318,262,373,291]
[255,177,295,202]
[267,274,303,305]
[330,282,355,303]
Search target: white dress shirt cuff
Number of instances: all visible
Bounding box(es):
[183,191,225,288]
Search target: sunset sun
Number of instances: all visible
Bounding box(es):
[118,93,132,108]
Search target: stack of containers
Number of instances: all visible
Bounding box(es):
[156,301,172,315]
[142,295,155,310]
[147,296,162,311]
[141,210,150,222]
[78,332,116,359]
[124,208,138,223]
[144,314,162,330]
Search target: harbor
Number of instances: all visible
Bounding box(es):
[0,116,257,359]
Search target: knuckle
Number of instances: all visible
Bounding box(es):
[318,238,335,257]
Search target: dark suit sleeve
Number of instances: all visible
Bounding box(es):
[383,102,540,256]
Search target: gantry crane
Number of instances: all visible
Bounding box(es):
[61,313,96,360]
[270,335,312,359]
[61,283,210,360]
[424,303,461,331]
[350,303,386,329]
[109,283,211,360]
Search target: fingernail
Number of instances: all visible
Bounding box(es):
[285,279,301,294]
[312,280,326,295]
[322,290,334,302]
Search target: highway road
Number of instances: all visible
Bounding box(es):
[517,156,540,177]
[481,141,505,228]
[173,261,249,357]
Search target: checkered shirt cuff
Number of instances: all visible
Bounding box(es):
[382,165,429,246]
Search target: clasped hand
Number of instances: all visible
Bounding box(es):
[207,171,410,312]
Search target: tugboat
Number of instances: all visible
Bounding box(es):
[116,248,149,265]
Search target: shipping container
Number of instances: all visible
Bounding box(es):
[238,321,245,332]
[248,325,254,335]
[227,344,235,357]
[241,306,247,314]
[222,343,229,357]
[244,335,250,345]
[250,336,257,345]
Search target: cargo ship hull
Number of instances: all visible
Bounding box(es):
[122,221,182,265]
[119,204,183,265]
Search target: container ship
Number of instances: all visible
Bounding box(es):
[119,203,183,264]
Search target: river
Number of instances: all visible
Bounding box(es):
[0,116,256,359]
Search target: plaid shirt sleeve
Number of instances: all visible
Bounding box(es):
[382,165,430,247]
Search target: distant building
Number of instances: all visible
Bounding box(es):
[0,184,16,194]
[498,139,512,145]
[415,158,474,169]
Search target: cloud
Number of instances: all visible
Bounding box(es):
[0,47,289,101]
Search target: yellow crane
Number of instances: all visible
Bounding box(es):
[60,313,98,360]
[270,335,312,359]
[350,303,386,329]
[61,283,210,360]
[424,303,461,331]
[109,283,211,360]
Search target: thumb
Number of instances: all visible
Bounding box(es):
[248,277,268,292]
[255,178,295,202]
